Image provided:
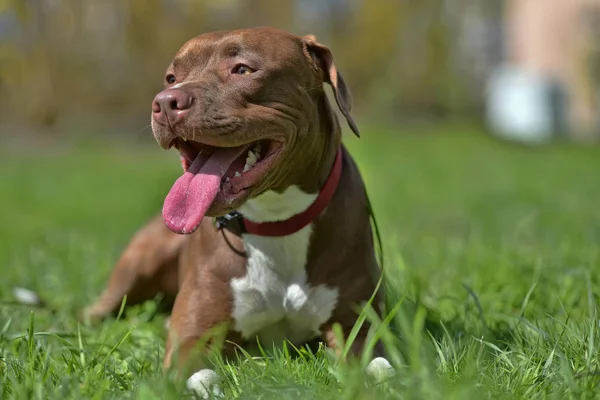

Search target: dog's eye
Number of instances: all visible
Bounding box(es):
[166,74,176,84]
[232,64,254,75]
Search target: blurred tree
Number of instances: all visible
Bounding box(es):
[0,0,594,133]
[124,0,164,106]
[0,0,61,126]
[330,0,405,113]
[237,0,295,30]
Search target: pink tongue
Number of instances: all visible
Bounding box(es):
[162,146,246,234]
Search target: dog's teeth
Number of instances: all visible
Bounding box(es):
[234,172,241,177]
[242,150,258,173]
[226,177,230,182]
[247,150,258,164]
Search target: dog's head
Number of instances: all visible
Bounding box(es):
[151,27,359,234]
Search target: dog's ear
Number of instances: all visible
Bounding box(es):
[302,35,360,138]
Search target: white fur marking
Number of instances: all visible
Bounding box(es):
[232,186,339,346]
[238,185,317,223]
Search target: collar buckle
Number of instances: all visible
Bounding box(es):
[215,211,243,231]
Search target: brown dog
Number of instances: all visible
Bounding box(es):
[84,27,393,397]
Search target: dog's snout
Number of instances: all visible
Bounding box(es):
[152,89,193,126]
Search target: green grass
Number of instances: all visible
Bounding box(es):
[1,123,600,399]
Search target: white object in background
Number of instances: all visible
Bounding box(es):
[486,64,565,143]
[12,287,44,306]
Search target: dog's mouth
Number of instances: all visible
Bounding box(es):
[162,137,282,234]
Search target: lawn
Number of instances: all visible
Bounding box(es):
[1,123,600,399]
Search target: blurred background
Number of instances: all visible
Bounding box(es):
[2,0,600,307]
[0,0,599,142]
[1,0,600,286]
[2,2,600,398]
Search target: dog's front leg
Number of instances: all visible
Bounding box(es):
[82,215,186,323]
[163,272,240,399]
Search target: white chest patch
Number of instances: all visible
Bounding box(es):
[232,186,339,345]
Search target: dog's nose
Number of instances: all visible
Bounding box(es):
[152,89,193,126]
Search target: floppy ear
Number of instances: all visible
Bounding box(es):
[302,35,360,137]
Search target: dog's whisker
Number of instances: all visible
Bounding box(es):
[131,123,153,138]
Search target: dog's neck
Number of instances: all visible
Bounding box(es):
[239,95,341,224]
[238,187,317,223]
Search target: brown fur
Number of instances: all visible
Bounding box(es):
[84,27,383,375]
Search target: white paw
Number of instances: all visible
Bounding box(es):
[186,369,223,399]
[365,357,395,382]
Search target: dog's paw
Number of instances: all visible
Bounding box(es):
[186,369,223,399]
[365,357,395,382]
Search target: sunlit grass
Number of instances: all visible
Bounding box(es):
[1,123,600,399]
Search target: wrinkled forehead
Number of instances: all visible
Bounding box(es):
[171,28,305,70]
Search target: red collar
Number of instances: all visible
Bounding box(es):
[241,147,343,237]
